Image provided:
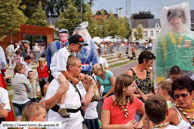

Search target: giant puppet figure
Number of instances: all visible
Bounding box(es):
[73,22,98,75]
[153,2,194,85]
[46,29,69,69]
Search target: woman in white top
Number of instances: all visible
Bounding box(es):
[33,43,40,52]
[11,63,31,122]
[165,76,194,129]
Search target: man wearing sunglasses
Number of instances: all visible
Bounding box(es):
[165,76,194,129]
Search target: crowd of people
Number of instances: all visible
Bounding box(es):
[1,2,194,129]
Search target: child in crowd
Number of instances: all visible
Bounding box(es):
[118,53,122,59]
[24,102,46,129]
[144,95,179,129]
[50,34,87,118]
[167,66,181,82]
[156,81,174,108]
[28,71,40,103]
[84,83,100,129]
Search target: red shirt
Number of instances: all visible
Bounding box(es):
[131,47,135,53]
[37,65,49,78]
[102,96,143,124]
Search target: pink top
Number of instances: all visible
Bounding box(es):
[102,96,143,124]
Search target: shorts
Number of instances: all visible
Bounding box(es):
[12,101,30,118]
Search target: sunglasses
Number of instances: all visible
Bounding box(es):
[173,92,190,99]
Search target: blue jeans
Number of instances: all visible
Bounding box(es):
[13,101,30,118]
[29,98,37,103]
[135,111,142,122]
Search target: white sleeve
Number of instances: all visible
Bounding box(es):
[1,88,11,111]
[104,58,108,68]
[56,49,69,71]
[0,46,6,69]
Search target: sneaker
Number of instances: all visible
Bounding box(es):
[91,95,104,102]
[58,108,70,118]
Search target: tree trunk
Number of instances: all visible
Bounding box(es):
[10,29,12,42]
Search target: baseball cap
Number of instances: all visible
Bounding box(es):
[69,34,88,46]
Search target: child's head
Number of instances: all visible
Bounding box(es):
[28,71,34,79]
[68,34,88,53]
[169,66,181,82]
[24,102,46,121]
[157,80,172,97]
[15,50,21,55]
[145,95,168,124]
[97,49,101,56]
[92,63,105,76]
[114,74,136,106]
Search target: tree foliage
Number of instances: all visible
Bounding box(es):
[132,11,154,19]
[20,0,47,18]
[124,17,132,42]
[0,0,28,41]
[96,9,108,15]
[30,1,48,27]
[54,0,81,36]
[96,9,108,40]
[108,9,118,41]
[83,1,96,38]
[118,17,128,40]
[45,0,94,17]
[134,21,144,40]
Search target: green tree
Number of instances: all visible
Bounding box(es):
[96,9,108,40]
[132,11,154,19]
[20,0,47,18]
[134,21,144,40]
[83,1,96,38]
[54,0,81,36]
[96,9,108,15]
[118,17,128,41]
[124,17,132,42]
[30,1,48,27]
[45,0,94,17]
[0,0,28,41]
[108,9,118,42]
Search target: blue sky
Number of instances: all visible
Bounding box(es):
[91,0,194,18]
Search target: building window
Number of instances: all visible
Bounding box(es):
[156,30,159,35]
[144,31,148,37]
[150,31,154,36]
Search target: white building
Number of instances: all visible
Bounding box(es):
[131,18,161,42]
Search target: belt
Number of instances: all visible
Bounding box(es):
[0,118,5,124]
[51,104,81,113]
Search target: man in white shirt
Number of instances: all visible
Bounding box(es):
[5,42,15,67]
[45,56,94,129]
[0,87,11,129]
[97,49,109,70]
[22,55,32,77]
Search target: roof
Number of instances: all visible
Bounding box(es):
[47,17,59,26]
[94,14,117,20]
[131,19,160,28]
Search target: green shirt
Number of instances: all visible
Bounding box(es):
[156,31,194,81]
[27,79,40,99]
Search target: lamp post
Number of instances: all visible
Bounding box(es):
[116,7,123,43]
[81,0,82,21]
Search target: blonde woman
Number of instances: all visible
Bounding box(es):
[84,82,100,129]
[101,74,144,129]
[11,63,31,123]
[92,63,115,99]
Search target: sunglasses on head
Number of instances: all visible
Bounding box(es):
[173,92,191,99]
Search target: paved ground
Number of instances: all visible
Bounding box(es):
[110,60,138,78]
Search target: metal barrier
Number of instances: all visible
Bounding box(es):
[100,45,131,55]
